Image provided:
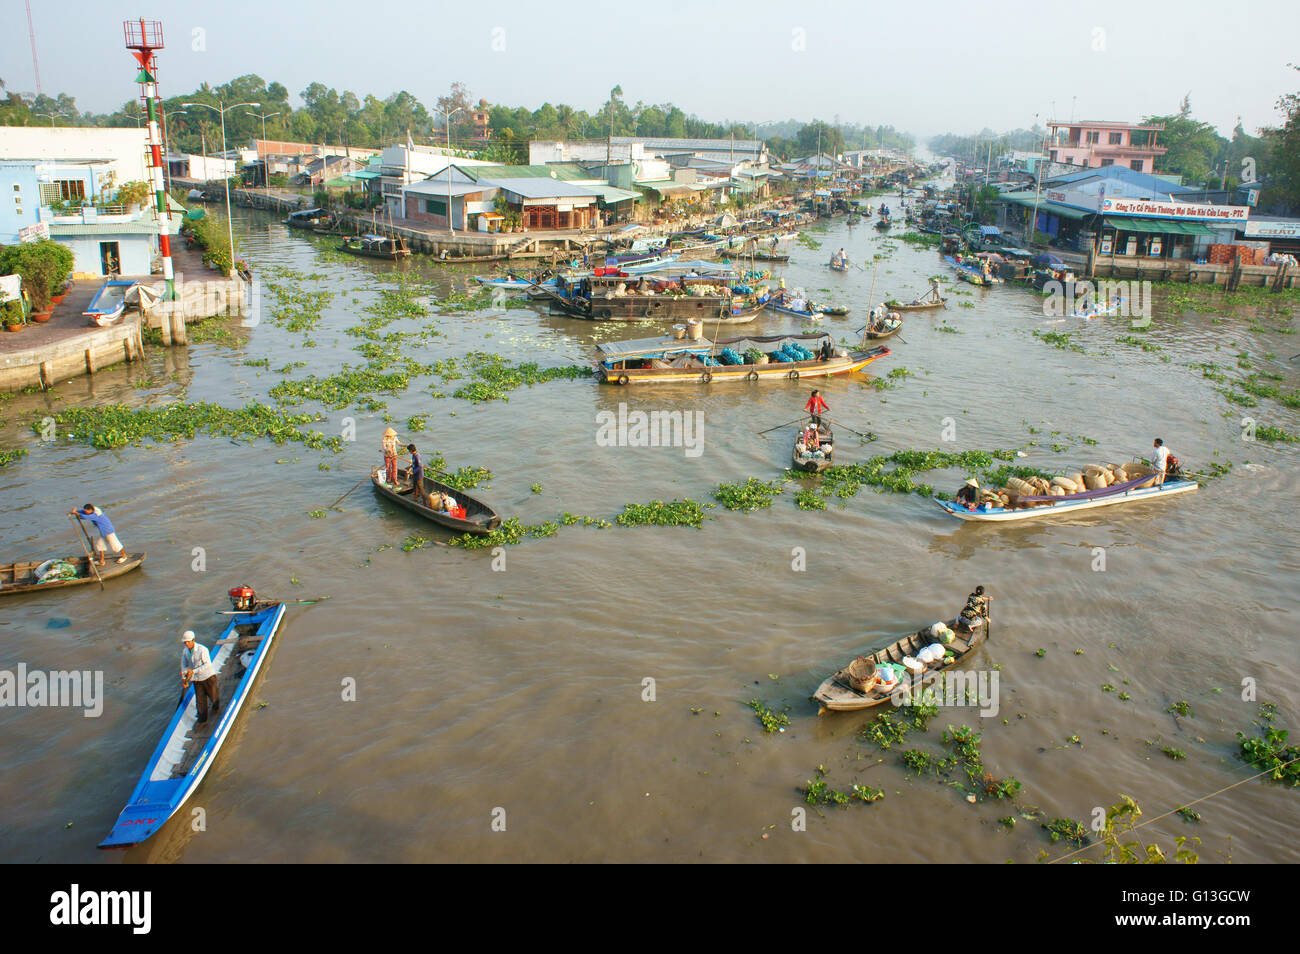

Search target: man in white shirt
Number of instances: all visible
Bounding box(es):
[1153,438,1171,485]
[180,630,221,726]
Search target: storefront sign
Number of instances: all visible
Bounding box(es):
[1244,219,1300,239]
[18,222,49,243]
[1100,197,1248,221]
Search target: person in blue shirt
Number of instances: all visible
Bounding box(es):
[406,444,424,498]
[68,504,127,566]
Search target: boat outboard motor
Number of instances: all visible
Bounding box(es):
[229,585,256,612]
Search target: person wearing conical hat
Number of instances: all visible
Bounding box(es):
[955,478,979,511]
[381,427,400,485]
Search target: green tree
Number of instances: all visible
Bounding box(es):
[1268,66,1300,211]
[1144,99,1225,185]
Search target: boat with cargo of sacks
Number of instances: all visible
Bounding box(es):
[595,330,889,385]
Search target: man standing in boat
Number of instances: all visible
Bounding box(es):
[1153,438,1178,485]
[805,389,829,426]
[68,504,127,566]
[406,443,425,498]
[180,630,220,726]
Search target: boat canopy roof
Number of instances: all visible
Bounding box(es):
[597,332,831,362]
[288,207,326,218]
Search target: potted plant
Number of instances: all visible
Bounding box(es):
[3,300,25,332]
[0,240,72,316]
[116,180,151,213]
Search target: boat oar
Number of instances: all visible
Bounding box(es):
[824,416,875,442]
[67,514,105,591]
[757,416,807,436]
[328,474,372,510]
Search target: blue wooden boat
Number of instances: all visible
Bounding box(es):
[82,280,138,326]
[98,599,287,849]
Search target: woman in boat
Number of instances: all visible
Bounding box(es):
[957,586,992,631]
[955,478,979,510]
[381,427,400,485]
[804,389,829,425]
[69,504,127,566]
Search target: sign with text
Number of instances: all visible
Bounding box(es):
[1100,197,1249,221]
[1244,219,1300,239]
[18,222,49,243]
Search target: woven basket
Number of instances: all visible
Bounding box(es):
[846,657,876,692]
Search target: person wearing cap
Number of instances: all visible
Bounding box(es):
[955,478,979,510]
[381,427,400,485]
[180,630,220,726]
[68,504,127,566]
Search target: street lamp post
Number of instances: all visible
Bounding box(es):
[243,108,281,187]
[162,108,188,199]
[36,111,59,127]
[436,106,465,234]
[183,99,259,275]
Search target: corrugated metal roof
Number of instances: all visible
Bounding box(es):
[467,164,586,181]
[405,179,496,198]
[491,178,599,199]
[583,184,641,204]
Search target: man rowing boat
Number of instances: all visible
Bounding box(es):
[180,629,220,727]
[69,505,127,566]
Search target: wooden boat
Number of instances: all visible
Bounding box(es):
[370,465,502,536]
[596,332,890,385]
[813,610,989,713]
[541,274,768,324]
[83,280,138,326]
[863,314,903,340]
[886,295,948,311]
[812,303,850,316]
[792,422,834,473]
[874,218,892,230]
[1070,296,1126,320]
[935,476,1198,523]
[827,259,850,272]
[945,255,1000,286]
[1,553,146,596]
[747,249,791,263]
[285,208,332,230]
[340,233,410,261]
[99,599,287,848]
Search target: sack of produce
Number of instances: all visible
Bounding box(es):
[936,627,956,645]
[929,622,947,638]
[1051,476,1078,493]
[903,656,924,675]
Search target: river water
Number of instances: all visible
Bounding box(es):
[2,198,1297,863]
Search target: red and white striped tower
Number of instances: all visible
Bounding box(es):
[124,18,175,300]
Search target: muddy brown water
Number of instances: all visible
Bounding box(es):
[1,203,1298,863]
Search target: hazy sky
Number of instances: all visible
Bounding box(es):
[5,0,1298,141]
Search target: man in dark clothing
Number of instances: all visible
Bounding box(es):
[407,444,424,497]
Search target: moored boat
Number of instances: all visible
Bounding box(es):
[886,294,948,311]
[370,466,502,536]
[813,604,989,713]
[340,233,410,261]
[285,207,332,230]
[99,593,287,848]
[83,280,138,326]
[595,331,890,385]
[1,553,146,597]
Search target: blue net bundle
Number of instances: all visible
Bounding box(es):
[719,347,743,366]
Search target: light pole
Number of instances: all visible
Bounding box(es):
[183,99,259,275]
[162,108,187,198]
[242,108,281,188]
[435,106,465,233]
[36,110,59,127]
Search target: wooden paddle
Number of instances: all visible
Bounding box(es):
[823,416,875,442]
[757,416,806,436]
[328,474,372,510]
[67,514,104,591]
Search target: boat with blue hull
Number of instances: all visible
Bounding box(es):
[935,476,1198,522]
[98,598,287,849]
[82,280,139,326]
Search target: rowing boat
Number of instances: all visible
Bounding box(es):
[934,476,1198,522]
[813,609,989,713]
[863,315,903,340]
[886,296,948,311]
[371,466,502,535]
[99,599,287,848]
[339,234,411,261]
[791,422,834,473]
[1,553,146,597]
[767,297,824,320]
[1070,296,1126,319]
[828,259,850,272]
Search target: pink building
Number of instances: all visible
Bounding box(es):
[1046,121,1167,174]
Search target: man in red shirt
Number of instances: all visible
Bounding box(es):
[804,389,829,426]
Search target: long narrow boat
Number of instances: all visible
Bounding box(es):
[83,280,138,326]
[370,465,502,536]
[827,259,850,272]
[944,256,1000,286]
[886,296,948,311]
[1070,296,1126,320]
[1,553,146,597]
[99,599,287,848]
[596,332,890,385]
[792,422,834,473]
[339,233,411,261]
[767,297,825,320]
[934,476,1198,522]
[813,608,989,713]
